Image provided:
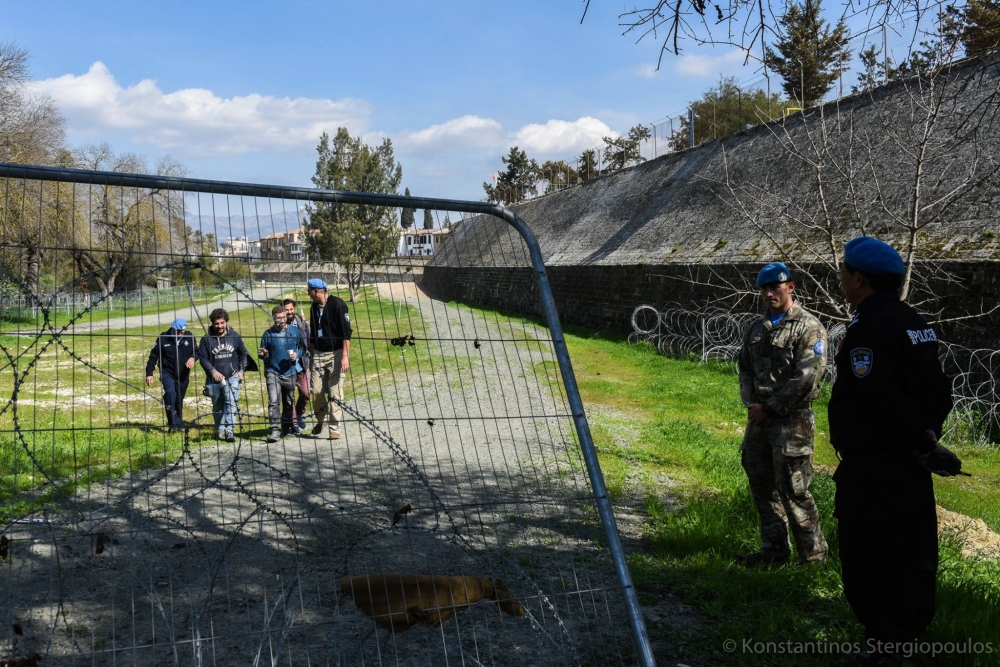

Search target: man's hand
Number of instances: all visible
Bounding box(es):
[914,442,962,476]
[237,371,244,381]
[211,371,224,383]
[185,358,195,369]
[341,355,350,373]
[748,403,771,427]
[258,347,268,358]
[289,350,297,362]
[145,375,154,387]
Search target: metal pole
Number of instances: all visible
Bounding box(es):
[688,107,695,148]
[650,123,656,159]
[0,159,658,667]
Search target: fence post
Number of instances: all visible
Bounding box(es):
[688,108,695,148]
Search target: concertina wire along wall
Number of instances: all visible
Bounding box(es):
[0,163,654,667]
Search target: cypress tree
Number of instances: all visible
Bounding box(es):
[400,187,415,229]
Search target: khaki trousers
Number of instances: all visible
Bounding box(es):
[311,349,344,431]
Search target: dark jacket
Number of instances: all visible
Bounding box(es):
[828,292,953,459]
[310,297,352,353]
[145,328,196,379]
[198,328,250,380]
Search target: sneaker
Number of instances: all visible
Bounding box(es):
[225,431,236,443]
[311,423,325,436]
[291,426,302,436]
[329,429,341,440]
[266,433,280,444]
[735,551,788,568]
[297,416,306,430]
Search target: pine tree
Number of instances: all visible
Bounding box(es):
[482,146,540,204]
[601,125,652,172]
[577,149,600,181]
[442,212,451,227]
[670,77,793,150]
[400,187,415,229]
[764,0,851,107]
[962,0,1000,57]
[422,209,434,230]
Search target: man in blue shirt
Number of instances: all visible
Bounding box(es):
[259,305,306,443]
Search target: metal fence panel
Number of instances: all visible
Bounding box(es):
[0,163,653,666]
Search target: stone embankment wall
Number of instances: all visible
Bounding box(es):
[422,58,1000,347]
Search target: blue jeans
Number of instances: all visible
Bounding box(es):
[204,375,242,436]
[161,374,189,427]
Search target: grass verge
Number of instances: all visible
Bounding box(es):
[562,329,1000,667]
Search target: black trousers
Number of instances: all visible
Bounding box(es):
[161,374,190,427]
[834,458,938,643]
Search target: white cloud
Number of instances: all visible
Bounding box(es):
[674,50,748,77]
[28,62,372,156]
[635,63,659,78]
[397,115,504,151]
[510,117,615,156]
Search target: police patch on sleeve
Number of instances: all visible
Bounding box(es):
[850,348,873,378]
[813,340,825,355]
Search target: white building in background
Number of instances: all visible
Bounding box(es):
[220,236,250,259]
[247,240,261,262]
[396,228,450,257]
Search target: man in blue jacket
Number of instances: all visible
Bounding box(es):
[198,308,250,442]
[145,317,196,431]
[259,305,306,443]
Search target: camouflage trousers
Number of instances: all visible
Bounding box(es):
[741,409,828,564]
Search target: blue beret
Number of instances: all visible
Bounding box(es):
[756,262,792,287]
[171,318,186,330]
[307,278,327,289]
[844,237,905,275]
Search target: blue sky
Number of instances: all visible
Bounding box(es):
[4,1,896,201]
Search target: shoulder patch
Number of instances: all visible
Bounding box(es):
[850,348,873,378]
[813,340,825,355]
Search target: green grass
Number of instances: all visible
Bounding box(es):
[0,287,230,332]
[0,286,433,512]
[562,331,1000,666]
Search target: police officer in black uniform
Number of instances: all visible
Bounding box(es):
[145,317,197,430]
[829,237,962,658]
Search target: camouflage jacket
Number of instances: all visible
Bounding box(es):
[738,302,827,418]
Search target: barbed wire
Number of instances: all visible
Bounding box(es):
[629,303,1000,448]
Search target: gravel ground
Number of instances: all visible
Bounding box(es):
[3,290,641,666]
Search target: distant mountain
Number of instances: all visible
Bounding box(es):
[185,206,309,242]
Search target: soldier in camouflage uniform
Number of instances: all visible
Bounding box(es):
[737,262,829,567]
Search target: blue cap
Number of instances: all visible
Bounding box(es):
[307,278,327,289]
[756,262,792,287]
[171,318,186,330]
[844,237,905,275]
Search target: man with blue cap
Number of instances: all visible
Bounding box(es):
[145,317,197,431]
[737,261,829,567]
[829,237,961,656]
[307,278,352,439]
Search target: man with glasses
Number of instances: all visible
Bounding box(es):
[736,262,829,567]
